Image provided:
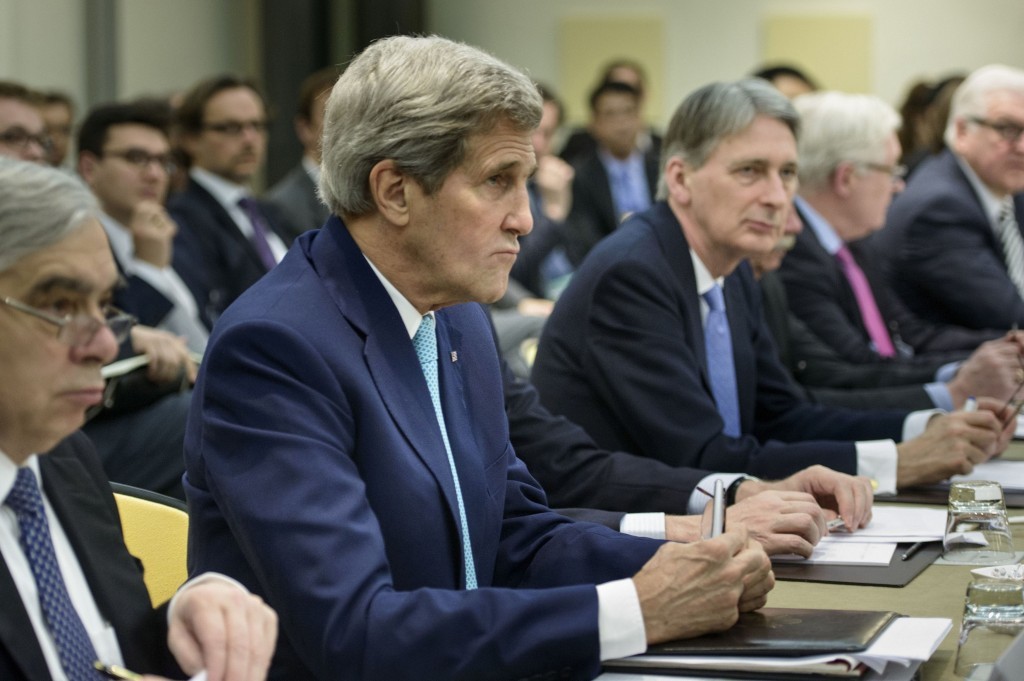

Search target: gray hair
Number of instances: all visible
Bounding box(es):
[657,79,799,200]
[0,157,100,272]
[945,64,1024,147]
[318,35,542,217]
[794,91,901,191]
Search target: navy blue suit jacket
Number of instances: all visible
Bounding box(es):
[532,202,906,479]
[877,149,1024,330]
[184,217,661,681]
[0,433,176,680]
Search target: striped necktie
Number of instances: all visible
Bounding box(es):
[997,199,1024,300]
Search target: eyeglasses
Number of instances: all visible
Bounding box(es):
[0,127,52,153]
[970,117,1024,144]
[201,120,269,136]
[102,148,177,175]
[1,297,136,348]
[858,162,908,182]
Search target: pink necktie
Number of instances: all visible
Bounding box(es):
[835,245,896,357]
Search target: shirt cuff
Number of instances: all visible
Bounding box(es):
[855,440,898,495]
[924,382,953,411]
[619,512,666,539]
[935,361,961,383]
[903,408,943,441]
[596,579,648,661]
[167,572,249,625]
[685,473,747,515]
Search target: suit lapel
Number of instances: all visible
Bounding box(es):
[647,205,713,390]
[188,181,269,274]
[312,220,463,522]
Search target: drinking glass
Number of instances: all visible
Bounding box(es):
[943,481,1015,566]
[954,578,1024,678]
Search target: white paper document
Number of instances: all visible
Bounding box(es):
[603,616,951,678]
[773,541,897,566]
[950,459,1024,492]
[826,506,946,543]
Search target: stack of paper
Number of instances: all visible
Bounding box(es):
[772,506,945,566]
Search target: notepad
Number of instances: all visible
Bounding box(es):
[772,541,897,566]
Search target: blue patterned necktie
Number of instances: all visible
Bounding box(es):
[412,314,478,589]
[6,467,103,680]
[702,284,741,437]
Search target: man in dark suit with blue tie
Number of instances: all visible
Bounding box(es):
[0,158,276,681]
[532,79,1012,494]
[184,36,776,681]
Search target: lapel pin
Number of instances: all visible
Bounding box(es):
[450,351,458,363]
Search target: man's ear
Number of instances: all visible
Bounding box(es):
[663,156,693,206]
[368,159,410,226]
[77,152,100,186]
[832,162,856,198]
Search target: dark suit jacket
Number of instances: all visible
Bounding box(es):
[168,178,290,327]
[759,272,935,410]
[498,322,710,514]
[779,206,991,363]
[532,202,906,479]
[564,148,660,265]
[184,218,661,681]
[264,163,330,243]
[0,433,176,680]
[876,149,1024,330]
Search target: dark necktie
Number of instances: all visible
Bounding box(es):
[237,197,278,271]
[997,199,1024,300]
[412,315,478,589]
[835,245,896,358]
[6,467,102,680]
[703,284,741,437]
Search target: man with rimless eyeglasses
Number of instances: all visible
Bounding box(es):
[0,157,278,681]
[168,75,291,326]
[878,64,1024,331]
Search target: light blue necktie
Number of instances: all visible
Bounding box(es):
[703,284,741,437]
[412,314,478,590]
[6,467,103,680]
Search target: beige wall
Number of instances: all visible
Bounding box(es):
[1,0,1022,128]
[428,0,1024,127]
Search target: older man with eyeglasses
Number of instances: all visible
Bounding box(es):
[0,156,278,681]
[776,90,1024,411]
[875,64,1024,332]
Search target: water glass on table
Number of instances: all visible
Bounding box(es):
[943,481,1015,566]
[954,577,1024,678]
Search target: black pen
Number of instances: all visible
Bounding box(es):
[900,541,925,562]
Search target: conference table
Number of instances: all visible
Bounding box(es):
[599,443,1024,681]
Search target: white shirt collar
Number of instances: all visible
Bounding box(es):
[954,153,1005,227]
[98,212,135,272]
[363,257,427,339]
[689,247,725,298]
[0,450,41,505]
[190,167,249,208]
